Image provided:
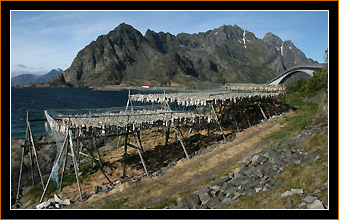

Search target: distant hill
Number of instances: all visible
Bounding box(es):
[54,23,318,88]
[11,68,63,85]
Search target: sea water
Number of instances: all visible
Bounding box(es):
[10,87,158,139]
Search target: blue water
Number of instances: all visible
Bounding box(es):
[11,87,159,139]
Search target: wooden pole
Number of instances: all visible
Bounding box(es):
[27,121,45,189]
[133,136,149,177]
[88,139,112,184]
[153,127,159,145]
[40,129,69,203]
[259,105,268,120]
[59,140,69,192]
[210,103,226,141]
[16,146,25,200]
[136,130,144,152]
[173,126,189,159]
[28,141,35,187]
[69,129,83,200]
[123,130,129,178]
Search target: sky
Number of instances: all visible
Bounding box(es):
[10,10,328,76]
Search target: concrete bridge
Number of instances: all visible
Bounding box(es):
[267,65,325,85]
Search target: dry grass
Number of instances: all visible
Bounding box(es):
[66,115,286,209]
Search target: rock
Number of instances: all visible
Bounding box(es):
[307,200,325,209]
[298,202,307,208]
[221,197,232,206]
[54,194,63,204]
[185,194,200,208]
[176,197,189,209]
[36,201,50,209]
[304,195,317,203]
[255,187,262,193]
[313,189,321,194]
[286,198,293,206]
[95,186,103,194]
[251,155,260,165]
[204,198,220,209]
[281,191,293,197]
[291,188,303,195]
[232,192,242,200]
[62,199,71,206]
[198,188,212,205]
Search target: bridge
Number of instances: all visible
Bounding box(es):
[267,65,325,85]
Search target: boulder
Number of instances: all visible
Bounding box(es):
[198,188,212,205]
[54,194,63,204]
[204,198,220,209]
[281,191,293,197]
[62,199,71,206]
[185,194,200,208]
[221,197,232,206]
[291,188,303,195]
[304,195,317,203]
[307,200,325,209]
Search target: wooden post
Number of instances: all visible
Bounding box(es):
[136,130,144,152]
[40,129,69,203]
[69,129,83,200]
[258,105,268,120]
[88,138,112,184]
[165,126,170,146]
[16,146,25,200]
[28,142,35,187]
[153,127,159,145]
[59,140,68,191]
[210,103,226,141]
[173,126,189,159]
[123,130,129,178]
[27,121,45,189]
[133,136,149,177]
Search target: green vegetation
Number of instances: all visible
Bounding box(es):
[227,131,328,209]
[286,51,328,97]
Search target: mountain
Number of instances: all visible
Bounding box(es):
[59,23,318,88]
[12,68,63,85]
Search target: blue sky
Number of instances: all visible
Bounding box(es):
[11,10,328,76]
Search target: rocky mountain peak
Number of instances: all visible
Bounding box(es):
[59,23,318,88]
[263,32,283,47]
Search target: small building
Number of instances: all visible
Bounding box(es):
[142,84,150,88]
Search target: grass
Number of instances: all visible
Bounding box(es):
[264,93,319,148]
[222,94,328,209]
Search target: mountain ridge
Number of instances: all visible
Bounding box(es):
[59,23,318,88]
[11,68,63,85]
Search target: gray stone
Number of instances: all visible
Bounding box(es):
[62,199,71,206]
[286,198,293,206]
[291,188,303,195]
[176,197,189,209]
[313,189,321,194]
[232,192,242,200]
[54,194,63,204]
[251,155,260,165]
[307,200,325,209]
[304,195,317,203]
[221,197,232,206]
[186,194,200,208]
[298,202,307,208]
[198,188,212,205]
[36,201,51,209]
[281,191,293,197]
[204,198,220,209]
